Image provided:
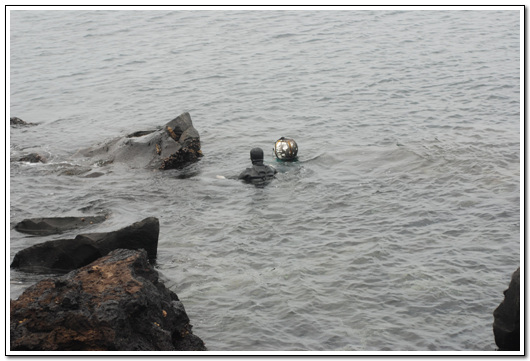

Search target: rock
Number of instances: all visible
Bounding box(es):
[10,117,36,127]
[83,172,105,178]
[11,217,159,273]
[14,216,107,236]
[493,267,520,351]
[10,248,207,351]
[57,165,93,176]
[77,112,203,170]
[18,153,46,163]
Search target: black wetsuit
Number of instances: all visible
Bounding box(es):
[238,161,277,187]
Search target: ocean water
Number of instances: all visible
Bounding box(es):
[8,9,522,352]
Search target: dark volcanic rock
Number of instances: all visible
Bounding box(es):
[77,112,203,170]
[493,267,520,351]
[10,248,207,351]
[18,153,47,163]
[11,217,159,273]
[10,117,36,127]
[14,216,107,236]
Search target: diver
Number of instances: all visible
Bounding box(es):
[271,137,300,175]
[238,147,277,187]
[274,137,298,161]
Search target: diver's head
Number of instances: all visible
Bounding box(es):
[274,137,298,161]
[250,147,264,164]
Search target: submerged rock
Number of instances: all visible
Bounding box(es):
[11,217,159,273]
[493,267,520,351]
[18,153,47,163]
[14,215,107,236]
[77,112,203,170]
[56,165,93,176]
[83,171,105,178]
[10,248,207,351]
[10,117,36,127]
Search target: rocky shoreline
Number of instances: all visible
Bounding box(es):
[10,216,206,351]
[10,113,207,351]
[11,248,206,351]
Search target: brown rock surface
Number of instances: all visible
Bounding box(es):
[10,248,207,351]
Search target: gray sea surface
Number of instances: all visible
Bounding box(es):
[9,9,521,352]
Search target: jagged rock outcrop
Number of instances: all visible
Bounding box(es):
[11,217,159,274]
[77,112,203,170]
[10,248,207,351]
[493,267,520,351]
[14,216,107,236]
